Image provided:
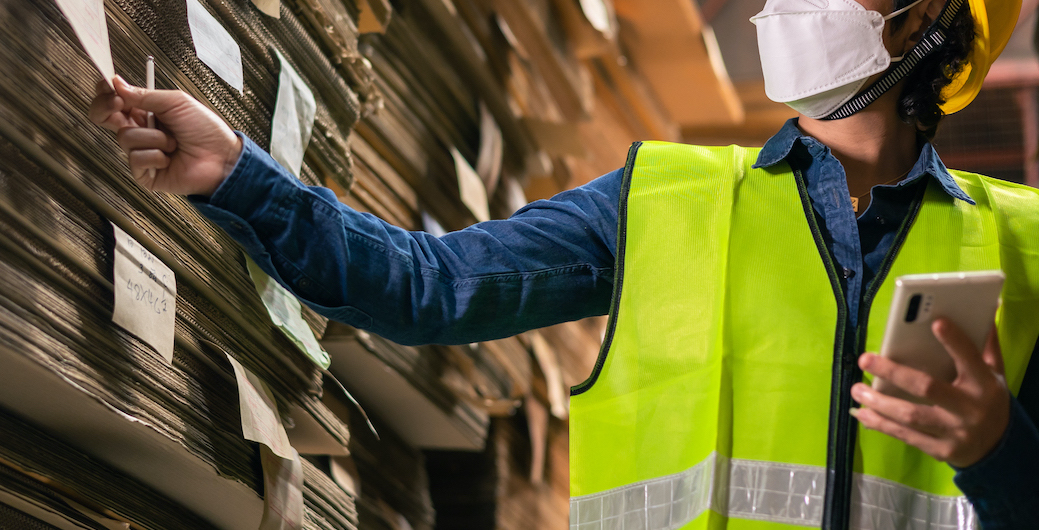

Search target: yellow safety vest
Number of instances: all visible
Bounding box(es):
[569,142,1039,530]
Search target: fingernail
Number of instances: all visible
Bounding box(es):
[851,385,867,401]
[859,354,873,369]
[848,408,860,418]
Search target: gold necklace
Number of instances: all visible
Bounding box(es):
[850,170,912,213]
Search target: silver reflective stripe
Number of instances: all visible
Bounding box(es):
[570,454,719,530]
[570,453,977,530]
[851,474,976,530]
[726,458,824,525]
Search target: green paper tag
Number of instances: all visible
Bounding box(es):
[246,255,331,369]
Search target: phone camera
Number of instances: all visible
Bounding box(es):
[905,294,922,322]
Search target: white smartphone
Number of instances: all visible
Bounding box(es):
[872,270,1004,402]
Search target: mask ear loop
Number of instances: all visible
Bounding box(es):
[884,0,928,21]
[822,0,965,120]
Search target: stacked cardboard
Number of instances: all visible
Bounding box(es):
[0,0,365,527]
[0,0,742,528]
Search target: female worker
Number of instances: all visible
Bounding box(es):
[90,0,1038,527]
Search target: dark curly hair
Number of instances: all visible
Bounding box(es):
[888,0,977,139]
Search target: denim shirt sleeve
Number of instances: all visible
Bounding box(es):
[953,395,1039,529]
[189,134,620,345]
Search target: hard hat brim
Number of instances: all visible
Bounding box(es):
[941,0,1022,114]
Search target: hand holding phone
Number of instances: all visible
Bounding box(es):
[872,270,1004,403]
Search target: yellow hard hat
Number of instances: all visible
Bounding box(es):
[941,0,1023,114]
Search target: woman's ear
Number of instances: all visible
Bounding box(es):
[904,0,947,48]
[923,0,947,20]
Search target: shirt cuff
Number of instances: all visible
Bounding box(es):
[186,132,299,270]
[953,395,1039,527]
[187,131,305,244]
[204,131,282,211]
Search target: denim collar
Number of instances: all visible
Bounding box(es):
[753,119,975,205]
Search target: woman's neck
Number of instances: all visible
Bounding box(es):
[797,91,921,198]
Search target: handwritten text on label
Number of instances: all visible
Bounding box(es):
[111,223,176,363]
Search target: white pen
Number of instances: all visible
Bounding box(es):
[145,56,156,181]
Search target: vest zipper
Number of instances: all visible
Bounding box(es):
[797,173,928,530]
[855,182,927,354]
[793,170,853,530]
[852,181,928,423]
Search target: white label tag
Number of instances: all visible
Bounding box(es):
[475,102,503,193]
[579,0,613,33]
[421,211,447,238]
[329,457,358,496]
[221,345,302,530]
[111,223,176,363]
[226,353,294,460]
[54,0,115,87]
[270,49,316,179]
[251,0,280,18]
[452,147,490,223]
[259,445,304,530]
[186,0,244,93]
[531,332,568,419]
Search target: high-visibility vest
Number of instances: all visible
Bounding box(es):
[568,141,1039,530]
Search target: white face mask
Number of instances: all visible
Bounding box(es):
[750,0,927,119]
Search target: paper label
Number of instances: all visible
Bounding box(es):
[525,395,548,484]
[531,332,568,419]
[501,177,528,216]
[251,0,281,18]
[222,343,302,530]
[579,0,613,33]
[259,445,304,530]
[329,457,358,497]
[270,49,316,179]
[452,147,490,223]
[475,102,503,193]
[186,0,244,93]
[226,353,294,460]
[246,256,330,368]
[55,0,115,87]
[421,211,447,238]
[111,223,176,363]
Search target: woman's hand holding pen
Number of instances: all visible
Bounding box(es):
[89,76,241,197]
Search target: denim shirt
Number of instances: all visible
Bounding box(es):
[192,120,1039,528]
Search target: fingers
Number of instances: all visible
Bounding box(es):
[113,76,191,116]
[981,324,1005,375]
[932,319,987,384]
[858,353,957,406]
[117,127,176,188]
[92,77,180,132]
[96,79,114,95]
[129,150,171,186]
[89,88,129,131]
[857,321,1011,468]
[116,127,177,154]
[851,382,955,437]
[129,108,151,128]
[851,406,955,462]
